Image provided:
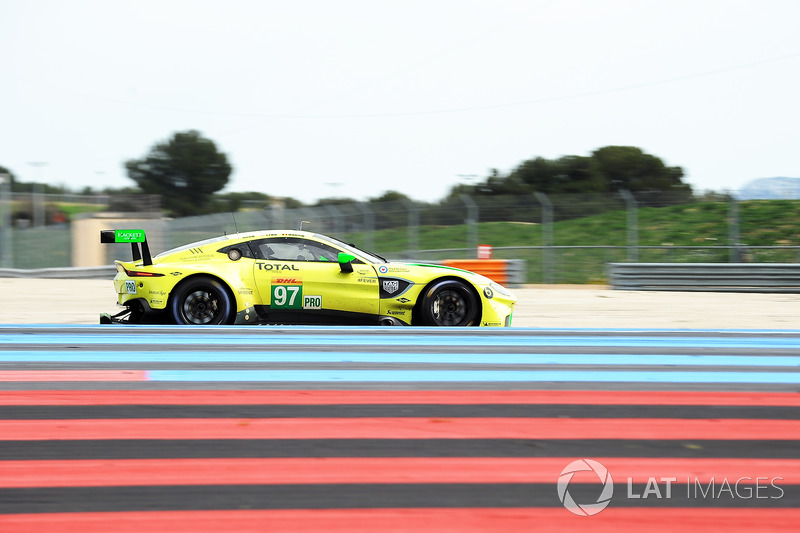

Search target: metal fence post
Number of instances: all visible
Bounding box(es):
[323,204,344,236]
[34,185,46,228]
[266,200,285,229]
[400,199,419,259]
[619,189,638,262]
[534,192,553,284]
[355,202,375,252]
[460,194,478,257]
[729,195,741,262]
[0,173,12,268]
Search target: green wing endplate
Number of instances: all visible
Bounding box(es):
[100,229,146,243]
[100,229,152,266]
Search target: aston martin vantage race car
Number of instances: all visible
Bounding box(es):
[100,229,516,327]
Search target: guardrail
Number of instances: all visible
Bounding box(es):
[608,263,800,293]
[0,266,116,279]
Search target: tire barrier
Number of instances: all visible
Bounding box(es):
[440,259,525,286]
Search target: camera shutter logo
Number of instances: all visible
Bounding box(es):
[557,459,614,516]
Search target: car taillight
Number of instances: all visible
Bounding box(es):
[124,269,164,277]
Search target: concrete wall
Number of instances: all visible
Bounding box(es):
[71,213,166,267]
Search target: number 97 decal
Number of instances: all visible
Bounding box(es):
[271,284,302,309]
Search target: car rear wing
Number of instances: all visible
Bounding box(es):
[100,229,153,266]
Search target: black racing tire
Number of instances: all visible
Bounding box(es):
[169,276,234,325]
[419,279,479,326]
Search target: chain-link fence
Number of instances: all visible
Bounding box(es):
[2,191,800,283]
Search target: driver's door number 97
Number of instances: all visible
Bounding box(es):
[270,284,322,310]
[271,284,302,309]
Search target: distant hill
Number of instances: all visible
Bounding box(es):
[738,177,800,200]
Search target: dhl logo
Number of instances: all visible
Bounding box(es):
[273,278,301,284]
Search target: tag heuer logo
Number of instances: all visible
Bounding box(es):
[382,280,399,294]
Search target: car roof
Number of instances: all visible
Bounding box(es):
[153,230,384,264]
[154,230,320,258]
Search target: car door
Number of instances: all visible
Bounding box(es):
[249,236,379,324]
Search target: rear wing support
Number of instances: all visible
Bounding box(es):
[100,229,152,266]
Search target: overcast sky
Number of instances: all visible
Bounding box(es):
[2,0,799,203]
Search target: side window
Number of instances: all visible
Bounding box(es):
[251,239,298,261]
[298,241,341,262]
[255,241,281,260]
[249,237,345,262]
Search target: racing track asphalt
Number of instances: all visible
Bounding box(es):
[2,279,800,329]
[1,325,800,531]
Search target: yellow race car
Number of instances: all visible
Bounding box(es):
[100,229,516,327]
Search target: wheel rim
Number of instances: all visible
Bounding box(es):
[431,288,469,326]
[182,288,221,324]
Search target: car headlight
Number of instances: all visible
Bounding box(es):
[490,281,512,297]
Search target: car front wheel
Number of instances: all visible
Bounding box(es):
[419,280,479,326]
[169,276,233,325]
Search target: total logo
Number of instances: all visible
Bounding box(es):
[557,459,614,516]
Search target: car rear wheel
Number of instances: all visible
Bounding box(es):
[419,280,479,326]
[169,276,233,325]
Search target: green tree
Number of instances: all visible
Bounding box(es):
[214,191,272,212]
[368,191,413,230]
[369,190,412,204]
[0,167,66,194]
[125,130,232,216]
[508,155,606,194]
[450,146,692,205]
[591,146,692,205]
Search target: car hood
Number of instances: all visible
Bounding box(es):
[387,262,496,286]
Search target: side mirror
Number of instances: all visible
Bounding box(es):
[337,252,355,273]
